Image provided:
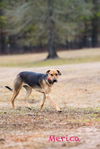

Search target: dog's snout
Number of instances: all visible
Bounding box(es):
[53,79,57,83]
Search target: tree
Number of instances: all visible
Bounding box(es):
[5,0,93,58]
[46,0,58,58]
[91,0,100,47]
[0,0,7,54]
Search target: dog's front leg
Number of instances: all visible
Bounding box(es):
[23,85,32,100]
[46,95,61,112]
[40,93,46,110]
[24,85,32,108]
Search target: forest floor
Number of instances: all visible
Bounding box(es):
[0,48,100,149]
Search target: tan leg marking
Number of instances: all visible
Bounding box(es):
[47,95,61,111]
[40,93,46,110]
[10,76,23,108]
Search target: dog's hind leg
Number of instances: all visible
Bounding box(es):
[10,76,23,108]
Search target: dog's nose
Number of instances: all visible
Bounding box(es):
[53,79,57,83]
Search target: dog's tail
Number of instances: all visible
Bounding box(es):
[5,86,13,91]
[5,85,28,91]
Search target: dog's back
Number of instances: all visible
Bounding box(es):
[19,71,47,88]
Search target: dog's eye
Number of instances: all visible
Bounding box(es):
[55,74,58,76]
[50,74,53,76]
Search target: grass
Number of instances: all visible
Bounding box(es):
[0,48,100,67]
[0,106,99,149]
[0,106,99,128]
[0,48,100,149]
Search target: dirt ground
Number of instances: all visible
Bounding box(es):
[0,62,100,149]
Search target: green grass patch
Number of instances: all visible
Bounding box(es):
[1,55,100,67]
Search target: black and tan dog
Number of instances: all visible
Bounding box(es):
[5,70,62,111]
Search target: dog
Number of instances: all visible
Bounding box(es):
[5,69,62,112]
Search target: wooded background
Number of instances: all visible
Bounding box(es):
[0,0,100,58]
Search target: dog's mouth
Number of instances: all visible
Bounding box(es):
[47,78,57,84]
[53,79,57,83]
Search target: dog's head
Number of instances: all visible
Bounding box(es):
[46,69,61,84]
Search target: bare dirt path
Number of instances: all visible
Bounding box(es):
[0,62,100,149]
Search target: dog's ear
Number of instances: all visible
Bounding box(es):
[46,70,50,74]
[57,70,61,75]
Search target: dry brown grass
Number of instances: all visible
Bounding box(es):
[0,48,100,67]
[0,48,100,149]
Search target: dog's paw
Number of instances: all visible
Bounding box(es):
[25,107,32,110]
[57,110,62,113]
[56,107,62,113]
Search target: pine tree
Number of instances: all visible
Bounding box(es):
[5,0,92,58]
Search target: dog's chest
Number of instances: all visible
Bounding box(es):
[41,80,51,94]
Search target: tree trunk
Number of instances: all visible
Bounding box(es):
[81,22,89,48]
[0,32,6,54]
[91,0,100,47]
[47,29,58,59]
[0,0,6,54]
[47,0,58,59]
